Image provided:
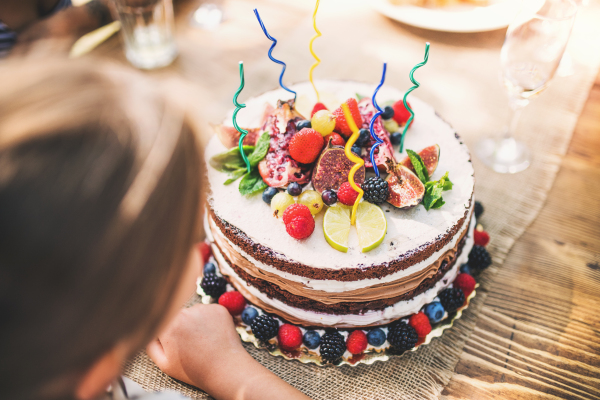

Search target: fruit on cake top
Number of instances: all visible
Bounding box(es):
[206,80,474,271]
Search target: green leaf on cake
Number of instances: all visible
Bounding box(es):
[239,169,268,196]
[423,172,452,211]
[210,145,255,172]
[406,149,430,184]
[223,168,247,185]
[247,132,270,167]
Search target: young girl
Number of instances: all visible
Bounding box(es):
[0,59,311,400]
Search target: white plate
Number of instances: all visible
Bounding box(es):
[371,0,521,33]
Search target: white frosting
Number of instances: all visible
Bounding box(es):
[207,208,475,292]
[212,223,474,327]
[206,80,474,271]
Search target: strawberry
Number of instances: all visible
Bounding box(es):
[311,102,328,117]
[325,133,345,146]
[392,100,412,125]
[474,230,490,247]
[346,330,368,355]
[332,98,363,137]
[408,312,432,337]
[282,204,313,225]
[453,273,476,297]
[218,291,246,316]
[198,241,212,263]
[337,182,359,206]
[278,324,303,351]
[285,215,315,240]
[289,128,324,164]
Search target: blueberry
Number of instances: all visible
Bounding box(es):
[424,302,445,324]
[287,182,302,196]
[351,145,362,156]
[262,187,278,205]
[241,307,259,325]
[460,263,472,275]
[303,330,321,349]
[296,119,312,130]
[203,262,216,275]
[390,131,403,146]
[356,128,370,147]
[366,328,386,346]
[321,190,337,206]
[381,105,395,120]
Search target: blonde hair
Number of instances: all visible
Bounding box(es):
[0,59,203,400]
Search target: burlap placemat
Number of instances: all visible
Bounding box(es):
[124,0,600,398]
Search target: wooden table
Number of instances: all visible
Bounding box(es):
[88,1,600,398]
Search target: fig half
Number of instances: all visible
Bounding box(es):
[385,158,425,209]
[312,139,365,194]
[400,144,440,177]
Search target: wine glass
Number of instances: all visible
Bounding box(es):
[475,0,577,173]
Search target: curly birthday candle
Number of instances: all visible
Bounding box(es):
[369,63,387,178]
[253,9,296,100]
[233,61,251,173]
[341,103,364,226]
[308,0,321,102]
[400,42,430,153]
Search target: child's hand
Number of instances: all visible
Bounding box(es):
[147,303,311,400]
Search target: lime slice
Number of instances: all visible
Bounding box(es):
[323,204,352,252]
[356,202,387,253]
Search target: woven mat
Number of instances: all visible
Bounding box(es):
[124,0,600,398]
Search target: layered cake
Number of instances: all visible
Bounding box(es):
[203,80,476,332]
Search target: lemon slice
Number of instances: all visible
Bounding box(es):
[356,202,387,253]
[323,204,352,252]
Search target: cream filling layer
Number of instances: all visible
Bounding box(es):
[211,227,474,328]
[205,205,475,294]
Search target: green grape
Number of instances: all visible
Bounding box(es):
[297,190,325,215]
[311,110,336,136]
[383,119,399,134]
[270,192,295,219]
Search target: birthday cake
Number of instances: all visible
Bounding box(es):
[202,78,483,336]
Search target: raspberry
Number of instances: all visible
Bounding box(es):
[319,331,346,363]
[332,98,363,136]
[282,203,313,225]
[392,100,412,125]
[337,182,359,206]
[346,330,368,355]
[387,321,418,351]
[198,241,212,263]
[311,102,328,117]
[277,324,303,351]
[408,312,432,337]
[438,288,465,313]
[285,216,315,240]
[453,273,476,297]
[218,291,246,316]
[289,128,324,164]
[250,314,279,342]
[474,230,490,247]
[325,133,345,146]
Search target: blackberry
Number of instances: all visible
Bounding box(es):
[250,314,279,342]
[387,321,418,351]
[319,331,346,363]
[362,176,389,204]
[474,201,484,219]
[438,288,465,313]
[468,245,492,270]
[200,273,226,298]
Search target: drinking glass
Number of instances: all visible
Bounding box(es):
[475,0,577,173]
[113,0,178,70]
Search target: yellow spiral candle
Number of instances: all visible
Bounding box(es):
[341,102,364,225]
[308,0,321,102]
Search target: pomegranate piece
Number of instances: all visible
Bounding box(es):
[357,98,396,172]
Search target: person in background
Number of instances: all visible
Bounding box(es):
[0,0,112,56]
[0,59,311,400]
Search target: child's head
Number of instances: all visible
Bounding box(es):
[0,59,203,400]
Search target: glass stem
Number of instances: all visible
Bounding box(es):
[504,101,525,140]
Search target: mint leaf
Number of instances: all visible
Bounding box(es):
[224,168,247,185]
[210,145,254,172]
[356,93,366,101]
[239,169,267,196]
[422,171,451,210]
[247,132,270,167]
[406,149,429,183]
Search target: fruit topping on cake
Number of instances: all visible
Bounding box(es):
[400,144,440,176]
[332,98,363,137]
[311,139,365,194]
[288,128,324,164]
[357,98,396,171]
[311,109,336,136]
[385,159,425,209]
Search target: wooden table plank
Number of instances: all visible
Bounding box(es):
[442,73,600,400]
